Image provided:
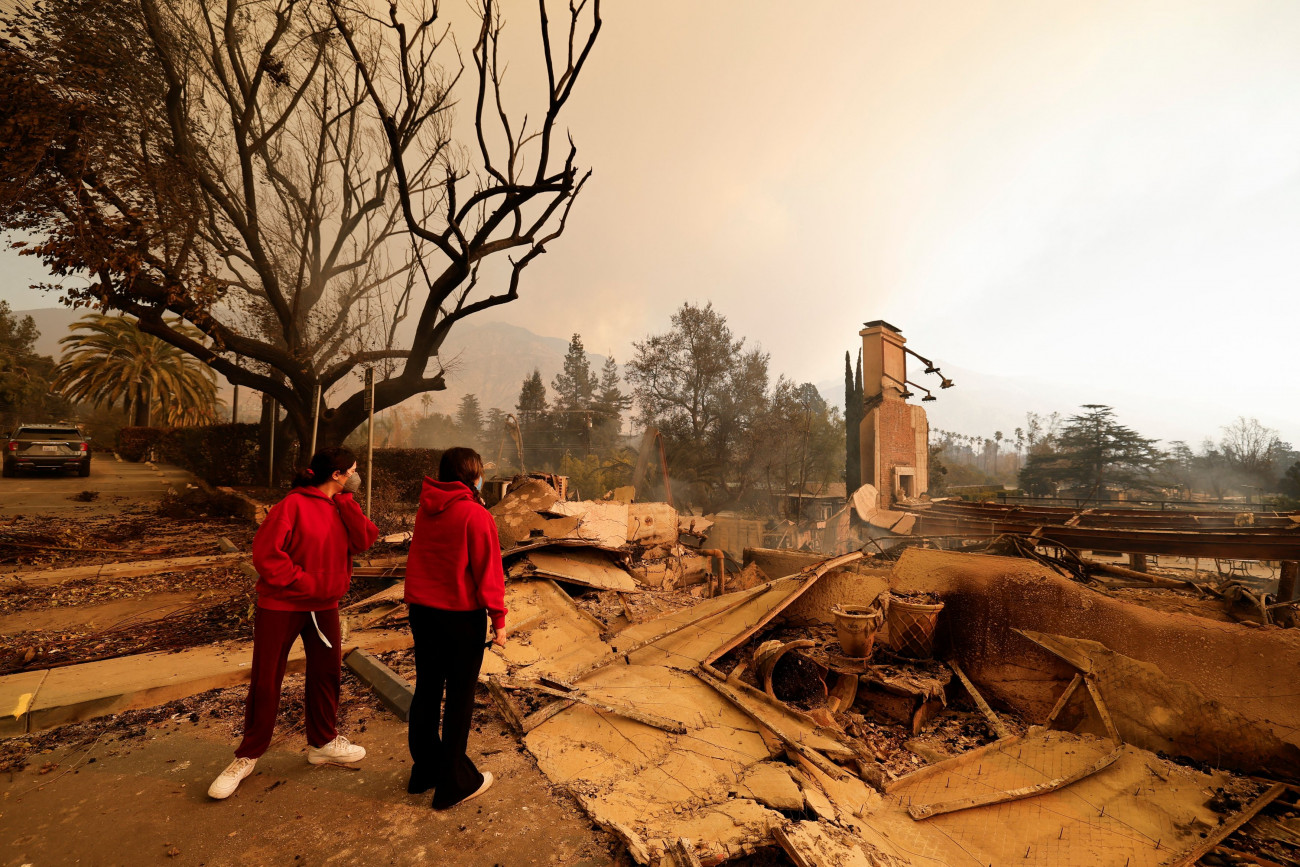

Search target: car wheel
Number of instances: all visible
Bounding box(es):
[78,460,91,478]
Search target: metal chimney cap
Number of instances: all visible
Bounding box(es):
[862,320,903,333]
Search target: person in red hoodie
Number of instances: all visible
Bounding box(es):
[404,446,507,809]
[208,447,380,800]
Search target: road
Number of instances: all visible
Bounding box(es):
[0,455,197,517]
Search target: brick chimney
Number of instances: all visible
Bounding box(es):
[860,320,908,402]
[858,321,929,507]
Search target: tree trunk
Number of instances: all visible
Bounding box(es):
[132,386,150,427]
[288,407,311,466]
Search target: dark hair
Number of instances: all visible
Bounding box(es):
[292,447,357,489]
[439,447,483,493]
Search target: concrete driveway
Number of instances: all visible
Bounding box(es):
[0,455,197,517]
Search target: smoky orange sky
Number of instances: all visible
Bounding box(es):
[501,0,1300,445]
[4,0,1299,445]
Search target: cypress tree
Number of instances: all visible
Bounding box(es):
[845,349,863,492]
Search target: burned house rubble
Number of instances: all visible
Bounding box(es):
[338,472,1300,866]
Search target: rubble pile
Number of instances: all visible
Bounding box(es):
[424,479,1300,865]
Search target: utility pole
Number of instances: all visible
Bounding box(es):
[309,383,322,456]
[364,368,375,517]
[795,406,813,530]
[266,395,276,487]
[231,356,240,424]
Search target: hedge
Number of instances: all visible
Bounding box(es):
[157,423,261,487]
[122,427,441,495]
[368,448,443,503]
[117,427,166,462]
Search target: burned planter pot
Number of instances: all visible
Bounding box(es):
[831,604,883,659]
[886,593,945,659]
[753,639,828,706]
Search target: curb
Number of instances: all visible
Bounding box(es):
[344,649,414,722]
[1,630,412,737]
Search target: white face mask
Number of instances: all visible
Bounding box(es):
[475,476,483,491]
[343,471,362,493]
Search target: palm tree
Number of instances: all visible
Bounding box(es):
[53,314,219,426]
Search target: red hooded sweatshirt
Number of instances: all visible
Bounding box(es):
[404,478,507,631]
[252,487,379,611]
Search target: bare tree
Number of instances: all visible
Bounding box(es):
[133,0,431,449]
[0,0,601,461]
[324,0,601,445]
[1220,416,1288,491]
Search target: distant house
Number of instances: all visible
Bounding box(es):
[782,481,847,523]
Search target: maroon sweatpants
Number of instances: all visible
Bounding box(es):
[235,606,342,759]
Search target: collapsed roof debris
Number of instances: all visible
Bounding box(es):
[488,534,1298,865]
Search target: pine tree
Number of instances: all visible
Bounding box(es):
[516,370,548,429]
[515,369,552,467]
[484,407,506,438]
[456,393,483,444]
[551,333,596,414]
[1019,405,1162,499]
[593,356,630,437]
[482,407,508,470]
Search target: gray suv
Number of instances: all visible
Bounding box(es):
[3,423,92,477]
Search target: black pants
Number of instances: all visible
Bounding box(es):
[408,604,488,808]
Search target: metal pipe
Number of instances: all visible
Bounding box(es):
[903,346,935,368]
[699,549,726,596]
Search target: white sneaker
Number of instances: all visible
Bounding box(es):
[307,735,366,765]
[433,771,495,811]
[208,757,257,800]
[463,771,494,804]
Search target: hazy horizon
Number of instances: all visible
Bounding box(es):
[13,304,1292,454]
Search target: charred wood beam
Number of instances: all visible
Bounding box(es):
[924,502,1298,530]
[911,515,1300,560]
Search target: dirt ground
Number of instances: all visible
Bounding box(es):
[0,672,626,867]
[0,498,258,572]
